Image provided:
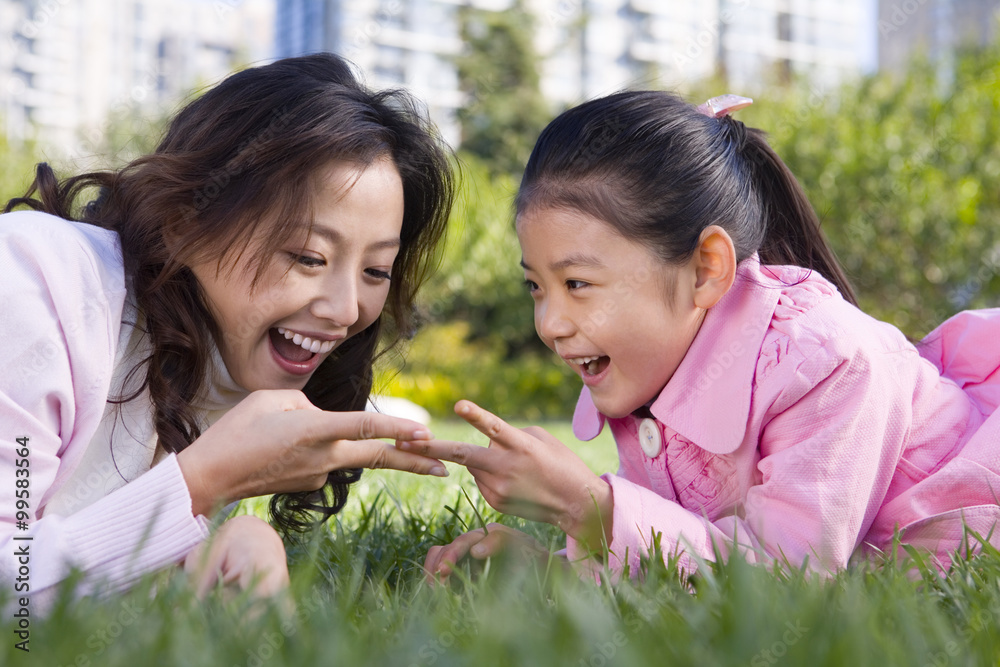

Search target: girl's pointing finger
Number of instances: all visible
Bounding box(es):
[396,439,497,472]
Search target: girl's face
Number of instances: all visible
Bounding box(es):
[517,207,706,419]
[189,159,404,392]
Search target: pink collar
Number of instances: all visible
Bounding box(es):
[572,255,786,454]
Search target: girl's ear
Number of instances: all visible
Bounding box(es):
[692,225,737,310]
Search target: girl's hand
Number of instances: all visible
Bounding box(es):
[424,523,548,583]
[399,400,613,550]
[183,515,289,599]
[177,390,446,516]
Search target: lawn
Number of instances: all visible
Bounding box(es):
[6,420,1000,666]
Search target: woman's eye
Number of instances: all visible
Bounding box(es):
[290,253,324,268]
[524,279,539,292]
[566,280,588,290]
[365,268,392,281]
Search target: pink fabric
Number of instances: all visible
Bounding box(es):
[568,256,1000,577]
[0,212,209,604]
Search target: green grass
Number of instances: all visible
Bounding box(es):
[6,420,1000,666]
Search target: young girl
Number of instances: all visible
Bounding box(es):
[412,91,1000,580]
[0,53,452,605]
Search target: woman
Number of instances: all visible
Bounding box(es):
[1,52,453,603]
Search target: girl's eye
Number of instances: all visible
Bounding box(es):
[365,268,392,281]
[524,279,539,293]
[566,280,588,290]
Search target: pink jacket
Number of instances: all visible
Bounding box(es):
[568,257,1000,576]
[1,212,210,604]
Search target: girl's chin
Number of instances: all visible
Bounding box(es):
[592,392,660,420]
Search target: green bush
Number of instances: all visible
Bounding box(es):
[418,154,538,353]
[743,45,1000,337]
[0,132,40,205]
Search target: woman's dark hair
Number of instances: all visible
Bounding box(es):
[5,53,454,535]
[515,90,856,305]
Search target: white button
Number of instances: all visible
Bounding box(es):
[638,418,662,458]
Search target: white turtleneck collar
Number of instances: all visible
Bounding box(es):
[43,299,250,518]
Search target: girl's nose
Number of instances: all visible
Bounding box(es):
[536,298,575,341]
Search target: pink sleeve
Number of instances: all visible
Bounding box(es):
[2,455,209,600]
[565,475,763,580]
[0,213,208,604]
[917,308,1000,414]
[567,341,912,579]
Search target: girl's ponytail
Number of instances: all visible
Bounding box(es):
[741,126,858,305]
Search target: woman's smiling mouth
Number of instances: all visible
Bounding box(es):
[268,327,340,374]
[275,327,337,354]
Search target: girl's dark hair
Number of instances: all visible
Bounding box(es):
[5,53,454,535]
[516,90,856,305]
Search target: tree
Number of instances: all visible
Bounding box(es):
[454,0,551,178]
[418,154,538,353]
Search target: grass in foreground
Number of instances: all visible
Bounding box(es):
[5,421,1000,666]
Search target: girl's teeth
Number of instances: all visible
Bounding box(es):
[275,328,335,354]
[586,359,600,375]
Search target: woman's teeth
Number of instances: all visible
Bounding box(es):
[276,327,335,354]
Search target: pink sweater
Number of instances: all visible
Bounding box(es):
[1,212,212,603]
[568,257,1000,577]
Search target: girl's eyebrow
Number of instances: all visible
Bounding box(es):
[520,253,604,272]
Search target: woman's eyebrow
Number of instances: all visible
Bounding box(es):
[303,222,400,250]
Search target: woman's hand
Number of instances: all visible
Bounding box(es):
[399,400,613,550]
[177,390,446,516]
[424,523,549,583]
[183,515,289,599]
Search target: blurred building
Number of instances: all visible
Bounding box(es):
[275,0,464,143]
[878,0,1000,74]
[274,0,883,146]
[535,0,722,100]
[0,0,273,157]
[5,0,998,151]
[720,0,879,89]
[539,0,879,96]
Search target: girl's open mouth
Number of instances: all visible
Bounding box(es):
[583,356,610,376]
[567,355,611,379]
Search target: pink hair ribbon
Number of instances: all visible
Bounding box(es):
[695,94,753,119]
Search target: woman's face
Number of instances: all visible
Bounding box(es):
[189,158,405,392]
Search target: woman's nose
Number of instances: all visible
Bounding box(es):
[309,273,360,328]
